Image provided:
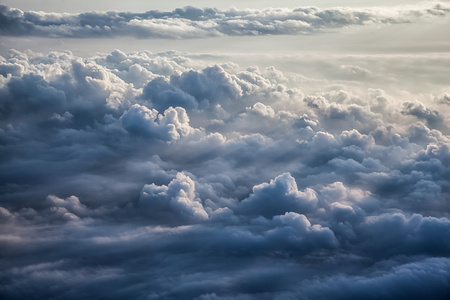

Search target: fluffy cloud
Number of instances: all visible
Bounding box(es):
[238,173,318,218]
[119,104,198,141]
[1,47,450,299]
[140,172,209,223]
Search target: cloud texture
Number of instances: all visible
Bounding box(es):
[1,2,450,38]
[1,0,450,296]
[0,46,449,299]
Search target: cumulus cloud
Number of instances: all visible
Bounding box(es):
[238,173,318,218]
[1,3,450,39]
[139,172,209,223]
[119,104,198,141]
[1,46,450,299]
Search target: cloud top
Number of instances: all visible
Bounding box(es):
[1,47,450,299]
[1,2,450,39]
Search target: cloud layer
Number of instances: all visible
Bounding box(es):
[0,45,450,299]
[1,2,450,38]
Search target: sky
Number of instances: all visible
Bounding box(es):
[1,1,450,299]
[0,0,429,12]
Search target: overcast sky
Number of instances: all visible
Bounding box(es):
[1,1,450,300]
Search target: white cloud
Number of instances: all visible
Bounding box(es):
[1,3,450,39]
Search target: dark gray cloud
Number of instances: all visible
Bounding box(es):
[1,48,450,299]
[238,173,318,218]
[402,101,444,129]
[1,3,450,39]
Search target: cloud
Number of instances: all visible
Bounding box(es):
[139,172,209,223]
[277,257,450,300]
[141,77,199,112]
[401,101,444,129]
[1,3,450,39]
[119,104,198,141]
[435,92,450,105]
[1,48,450,299]
[238,173,318,218]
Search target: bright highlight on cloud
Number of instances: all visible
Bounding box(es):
[1,1,450,299]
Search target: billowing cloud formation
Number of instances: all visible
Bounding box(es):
[1,2,450,38]
[238,173,318,217]
[1,47,450,299]
[140,172,209,222]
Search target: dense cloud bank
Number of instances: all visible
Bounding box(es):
[1,2,450,38]
[1,49,450,299]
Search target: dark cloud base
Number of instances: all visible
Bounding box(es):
[0,49,450,299]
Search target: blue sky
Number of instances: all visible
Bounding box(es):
[0,1,450,299]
